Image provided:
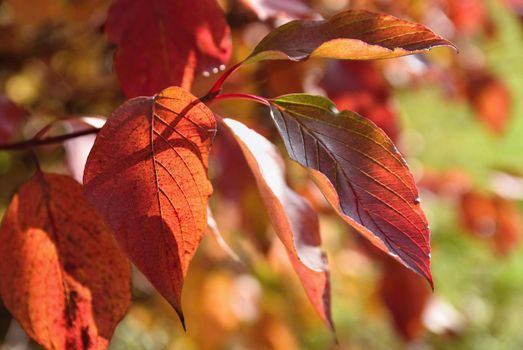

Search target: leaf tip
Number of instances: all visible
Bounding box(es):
[175,307,186,332]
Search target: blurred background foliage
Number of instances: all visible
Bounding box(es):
[1,0,523,349]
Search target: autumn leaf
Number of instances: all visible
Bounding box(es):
[379,257,431,341]
[222,118,333,329]
[0,94,27,143]
[105,0,232,97]
[245,10,455,63]
[269,94,432,285]
[83,86,216,325]
[0,173,131,350]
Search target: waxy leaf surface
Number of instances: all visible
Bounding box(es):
[222,118,332,329]
[246,10,454,63]
[269,94,432,285]
[0,173,131,350]
[84,86,216,324]
[106,0,231,97]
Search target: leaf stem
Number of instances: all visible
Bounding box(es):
[210,92,270,106]
[0,128,100,151]
[206,61,243,96]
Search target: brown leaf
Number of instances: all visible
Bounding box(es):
[222,118,333,329]
[0,173,131,350]
[0,94,28,143]
[270,94,432,286]
[246,10,455,63]
[105,0,232,97]
[83,86,216,325]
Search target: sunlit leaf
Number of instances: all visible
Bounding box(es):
[83,86,216,325]
[0,173,131,350]
[222,118,333,329]
[245,10,455,63]
[269,94,432,285]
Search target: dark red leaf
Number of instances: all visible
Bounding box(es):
[106,0,232,97]
[0,94,28,143]
[83,86,216,325]
[246,10,455,63]
[0,173,131,350]
[379,257,431,341]
[269,94,432,286]
[222,118,333,330]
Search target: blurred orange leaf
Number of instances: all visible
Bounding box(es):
[459,191,521,256]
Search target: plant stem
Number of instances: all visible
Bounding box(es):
[0,128,100,151]
[209,92,270,106]
[206,61,243,96]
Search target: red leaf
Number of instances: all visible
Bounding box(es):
[321,60,399,141]
[105,0,232,97]
[270,94,432,286]
[379,257,431,341]
[246,10,455,63]
[0,94,28,143]
[222,118,333,329]
[83,86,216,325]
[0,173,131,350]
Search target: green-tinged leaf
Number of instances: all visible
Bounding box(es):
[245,10,455,63]
[269,94,432,285]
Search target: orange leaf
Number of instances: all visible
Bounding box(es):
[270,94,432,286]
[222,118,333,329]
[0,173,131,350]
[83,86,216,325]
[459,191,521,256]
[246,10,455,63]
[105,0,232,97]
[466,70,512,134]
